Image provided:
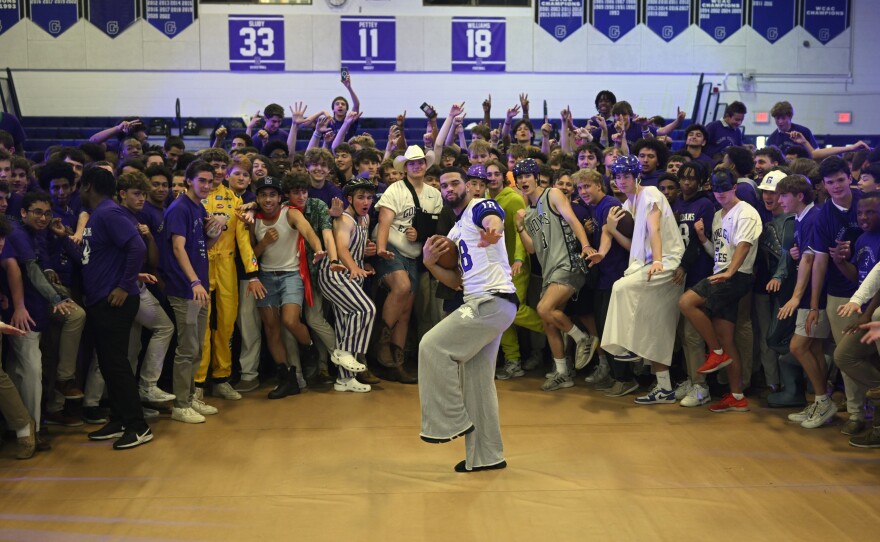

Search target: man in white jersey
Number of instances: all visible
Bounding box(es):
[679,169,762,413]
[419,166,518,473]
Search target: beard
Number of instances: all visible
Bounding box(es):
[443,191,465,208]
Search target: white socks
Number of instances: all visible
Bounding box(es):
[554,358,568,374]
[656,370,672,391]
[567,326,587,343]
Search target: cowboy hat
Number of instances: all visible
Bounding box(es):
[393,145,435,173]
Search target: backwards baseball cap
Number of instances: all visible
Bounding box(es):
[467,164,488,181]
[254,176,282,194]
[710,169,737,193]
[758,169,787,192]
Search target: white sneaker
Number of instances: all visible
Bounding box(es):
[192,398,218,416]
[142,407,160,419]
[333,377,371,393]
[542,371,574,391]
[331,349,366,373]
[213,382,242,401]
[674,379,693,400]
[172,407,206,424]
[680,383,711,407]
[801,398,837,429]
[496,360,525,380]
[788,403,817,423]
[139,386,176,403]
[193,387,204,401]
[575,335,600,370]
[584,357,610,384]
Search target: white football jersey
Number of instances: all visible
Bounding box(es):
[711,201,763,274]
[447,198,515,298]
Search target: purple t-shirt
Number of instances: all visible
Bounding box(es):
[796,206,826,309]
[0,112,26,150]
[591,195,629,291]
[704,120,743,158]
[625,124,657,147]
[571,201,590,224]
[308,181,344,209]
[5,192,23,224]
[330,117,360,141]
[639,170,662,188]
[252,128,289,153]
[7,225,51,331]
[735,179,762,214]
[46,208,81,288]
[161,194,209,299]
[767,123,818,155]
[810,189,863,298]
[674,194,717,287]
[853,231,880,287]
[138,201,165,238]
[81,199,146,306]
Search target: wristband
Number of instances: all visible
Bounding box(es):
[330,259,342,265]
[653,260,662,264]
[248,278,259,283]
[190,280,202,288]
[516,227,524,233]
[809,308,819,312]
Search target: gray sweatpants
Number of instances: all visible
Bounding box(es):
[418,294,516,470]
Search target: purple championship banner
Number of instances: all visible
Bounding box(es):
[87,0,137,39]
[645,0,690,43]
[751,0,796,44]
[451,17,505,72]
[229,14,285,72]
[535,0,584,43]
[802,0,849,45]
[698,0,744,43]
[144,0,196,39]
[592,0,637,43]
[0,0,22,37]
[340,16,395,72]
[29,0,79,38]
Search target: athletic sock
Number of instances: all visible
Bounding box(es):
[553,358,568,375]
[656,370,672,391]
[567,325,587,343]
[713,348,724,355]
[732,392,744,400]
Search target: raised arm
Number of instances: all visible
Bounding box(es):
[342,72,360,113]
[89,118,140,145]
[333,111,363,151]
[657,107,686,137]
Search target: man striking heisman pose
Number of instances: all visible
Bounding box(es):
[418,165,518,473]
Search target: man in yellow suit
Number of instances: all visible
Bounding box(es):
[196,150,264,400]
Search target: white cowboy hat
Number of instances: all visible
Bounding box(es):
[394,145,435,172]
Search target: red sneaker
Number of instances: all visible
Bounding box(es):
[709,393,750,413]
[697,351,732,374]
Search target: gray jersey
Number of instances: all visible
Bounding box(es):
[523,188,586,277]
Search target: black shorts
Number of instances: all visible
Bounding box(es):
[690,272,754,323]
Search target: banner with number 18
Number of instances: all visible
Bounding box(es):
[451,17,506,72]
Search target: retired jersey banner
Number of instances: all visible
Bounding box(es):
[229,14,285,72]
[87,0,137,39]
[29,0,79,38]
[698,0,744,43]
[341,16,396,72]
[144,0,196,39]
[751,0,796,44]
[536,0,584,43]
[0,0,22,36]
[451,17,505,72]
[592,0,637,42]
[645,0,690,43]
[802,0,849,45]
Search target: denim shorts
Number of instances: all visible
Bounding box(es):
[257,271,305,308]
[373,245,419,295]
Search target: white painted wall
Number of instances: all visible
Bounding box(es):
[1,0,877,138]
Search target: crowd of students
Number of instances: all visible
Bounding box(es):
[1,81,879,459]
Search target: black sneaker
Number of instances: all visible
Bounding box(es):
[88,421,125,441]
[82,406,109,425]
[454,459,507,473]
[420,425,474,444]
[113,428,153,450]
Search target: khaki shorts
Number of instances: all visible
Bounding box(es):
[795,308,831,339]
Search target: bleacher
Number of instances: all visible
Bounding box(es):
[19,116,697,162]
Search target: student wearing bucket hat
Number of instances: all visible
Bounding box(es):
[373,145,441,383]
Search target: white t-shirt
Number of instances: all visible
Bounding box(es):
[447,198,515,298]
[711,201,763,274]
[374,180,442,259]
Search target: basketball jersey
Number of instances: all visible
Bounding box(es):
[447,198,515,298]
[255,210,300,272]
[523,188,586,275]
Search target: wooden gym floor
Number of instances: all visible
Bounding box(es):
[0,373,878,541]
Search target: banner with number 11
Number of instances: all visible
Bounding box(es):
[341,16,396,72]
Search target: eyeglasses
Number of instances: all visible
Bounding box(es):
[28,209,52,218]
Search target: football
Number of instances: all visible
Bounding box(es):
[436,237,460,269]
[617,209,635,239]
